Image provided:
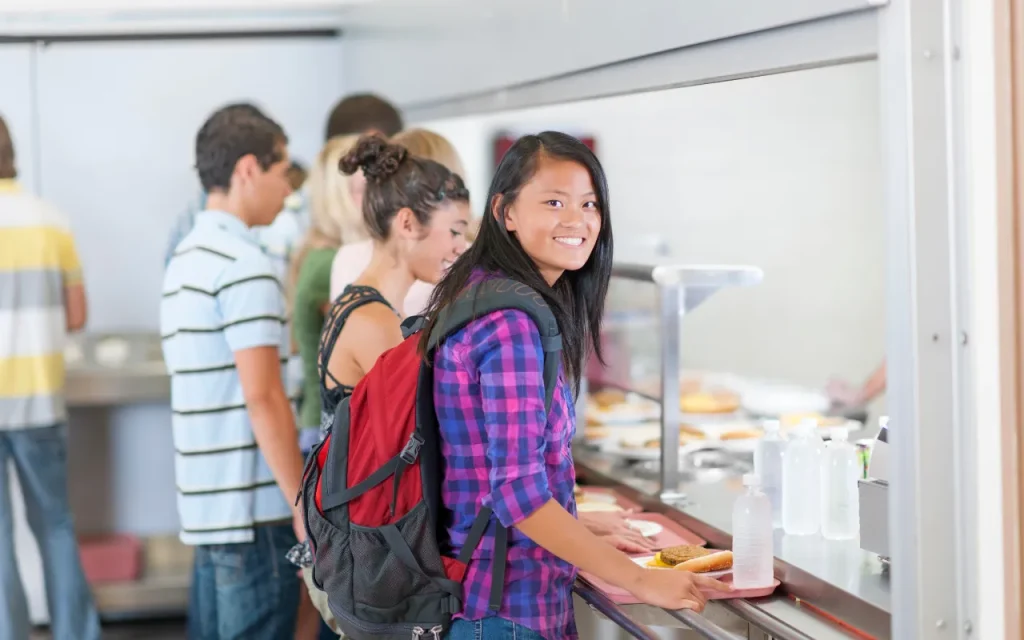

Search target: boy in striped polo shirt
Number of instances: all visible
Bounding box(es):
[0,114,101,640]
[161,106,306,639]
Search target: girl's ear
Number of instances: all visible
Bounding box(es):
[393,207,418,239]
[492,194,516,232]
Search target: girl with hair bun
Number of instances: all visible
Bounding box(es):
[328,128,470,311]
[318,135,470,419]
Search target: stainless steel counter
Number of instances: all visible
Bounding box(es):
[575,449,891,639]
[65,333,169,406]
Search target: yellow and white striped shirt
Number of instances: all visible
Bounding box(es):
[0,179,82,430]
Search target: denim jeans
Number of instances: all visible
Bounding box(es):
[187,522,300,640]
[0,424,101,640]
[446,617,548,640]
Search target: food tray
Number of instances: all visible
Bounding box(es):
[579,564,780,605]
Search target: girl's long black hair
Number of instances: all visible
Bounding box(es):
[420,131,613,387]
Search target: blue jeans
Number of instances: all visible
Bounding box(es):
[446,617,547,640]
[187,523,300,640]
[0,424,101,640]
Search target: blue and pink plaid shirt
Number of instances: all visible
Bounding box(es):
[434,295,579,639]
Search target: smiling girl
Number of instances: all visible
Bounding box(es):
[424,132,729,640]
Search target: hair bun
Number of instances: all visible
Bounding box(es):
[338,135,407,182]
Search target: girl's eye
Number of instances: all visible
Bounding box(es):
[545,200,563,208]
[450,229,463,238]
[583,201,600,210]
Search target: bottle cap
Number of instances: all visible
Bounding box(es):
[742,473,761,487]
[763,419,781,434]
[830,426,849,442]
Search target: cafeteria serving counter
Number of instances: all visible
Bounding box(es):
[575,263,890,639]
[570,449,891,640]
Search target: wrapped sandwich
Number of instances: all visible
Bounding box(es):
[646,545,734,573]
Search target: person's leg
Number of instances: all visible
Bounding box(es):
[0,432,31,640]
[187,546,218,640]
[318,618,340,640]
[295,582,322,640]
[9,425,100,640]
[212,523,300,640]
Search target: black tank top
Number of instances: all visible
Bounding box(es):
[318,285,398,418]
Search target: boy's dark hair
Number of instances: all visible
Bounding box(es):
[195,104,287,193]
[339,135,468,241]
[0,113,15,180]
[325,94,403,141]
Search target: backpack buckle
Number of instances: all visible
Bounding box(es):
[400,434,424,464]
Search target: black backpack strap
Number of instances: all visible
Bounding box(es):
[427,278,562,413]
[457,506,507,613]
[319,286,394,411]
[431,279,561,614]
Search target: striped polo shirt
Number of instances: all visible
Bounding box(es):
[161,210,293,546]
[0,180,81,431]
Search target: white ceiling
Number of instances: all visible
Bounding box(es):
[0,0,379,35]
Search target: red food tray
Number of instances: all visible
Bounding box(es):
[579,563,780,605]
[78,534,142,584]
[624,512,706,549]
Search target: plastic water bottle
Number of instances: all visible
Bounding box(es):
[821,427,860,540]
[732,474,774,589]
[755,420,785,528]
[782,422,822,535]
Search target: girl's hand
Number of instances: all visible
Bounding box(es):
[602,534,656,554]
[579,511,657,551]
[627,568,733,612]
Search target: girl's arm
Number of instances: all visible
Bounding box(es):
[473,311,730,611]
[517,500,730,610]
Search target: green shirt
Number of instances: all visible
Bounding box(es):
[294,247,336,428]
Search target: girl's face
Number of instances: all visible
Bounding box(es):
[399,200,470,284]
[498,155,602,286]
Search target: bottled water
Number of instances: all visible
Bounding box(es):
[754,420,785,528]
[782,422,822,535]
[732,474,775,589]
[821,427,860,540]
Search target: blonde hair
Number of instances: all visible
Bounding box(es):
[391,128,466,180]
[391,128,476,240]
[288,134,364,307]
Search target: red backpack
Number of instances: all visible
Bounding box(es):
[299,278,562,640]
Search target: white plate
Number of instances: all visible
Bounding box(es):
[625,520,664,538]
[601,440,710,461]
[740,383,831,417]
[576,502,624,513]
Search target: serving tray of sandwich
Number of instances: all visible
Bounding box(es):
[577,544,780,604]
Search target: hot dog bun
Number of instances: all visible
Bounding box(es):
[674,550,733,573]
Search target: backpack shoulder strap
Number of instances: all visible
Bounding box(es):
[427,278,562,413]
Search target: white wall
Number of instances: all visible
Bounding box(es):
[964,0,1006,635]
[1,35,346,624]
[34,36,344,331]
[421,61,885,394]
